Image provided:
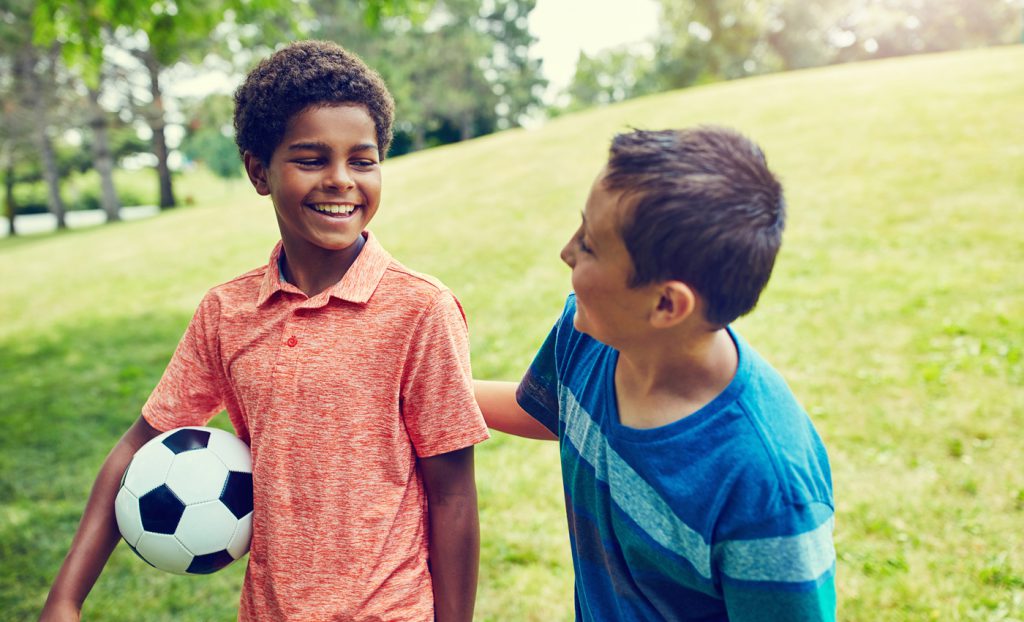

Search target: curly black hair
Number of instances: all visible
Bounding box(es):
[233,40,395,164]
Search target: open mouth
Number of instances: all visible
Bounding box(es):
[307,203,358,217]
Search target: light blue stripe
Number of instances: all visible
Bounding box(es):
[560,388,713,579]
[718,517,836,583]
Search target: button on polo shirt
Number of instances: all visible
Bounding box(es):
[143,231,489,621]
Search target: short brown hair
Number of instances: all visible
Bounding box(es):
[234,40,395,165]
[604,126,785,326]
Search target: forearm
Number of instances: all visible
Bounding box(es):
[473,380,556,440]
[420,447,480,622]
[40,417,159,620]
[428,489,479,622]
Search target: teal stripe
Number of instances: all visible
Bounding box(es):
[718,517,835,583]
[561,388,713,579]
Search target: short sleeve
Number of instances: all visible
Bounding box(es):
[715,501,837,622]
[142,293,227,431]
[401,289,489,458]
[515,295,575,437]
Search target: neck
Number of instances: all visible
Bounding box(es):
[616,326,737,404]
[280,234,365,297]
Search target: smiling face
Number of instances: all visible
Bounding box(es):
[245,104,382,260]
[560,168,660,348]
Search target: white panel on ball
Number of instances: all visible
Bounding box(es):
[207,429,252,472]
[114,488,144,547]
[122,442,175,497]
[177,502,239,555]
[165,451,229,505]
[135,532,193,575]
[227,513,253,559]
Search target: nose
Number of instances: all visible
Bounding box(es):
[560,238,575,268]
[326,163,356,191]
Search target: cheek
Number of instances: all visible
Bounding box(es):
[570,262,601,297]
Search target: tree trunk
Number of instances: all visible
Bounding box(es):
[37,125,66,229]
[20,41,66,228]
[142,50,176,209]
[412,126,426,152]
[3,161,16,237]
[88,87,121,222]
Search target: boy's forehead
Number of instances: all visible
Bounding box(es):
[586,170,632,232]
[286,102,372,128]
[281,104,377,142]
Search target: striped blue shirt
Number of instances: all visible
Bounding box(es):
[517,295,836,621]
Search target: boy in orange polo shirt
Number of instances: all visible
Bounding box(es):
[40,40,489,622]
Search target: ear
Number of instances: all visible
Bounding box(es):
[649,281,696,329]
[243,152,271,196]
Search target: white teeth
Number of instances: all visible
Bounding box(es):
[310,203,356,215]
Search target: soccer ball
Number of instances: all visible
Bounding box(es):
[114,426,254,575]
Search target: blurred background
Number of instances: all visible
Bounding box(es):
[2,0,1021,233]
[2,2,1023,621]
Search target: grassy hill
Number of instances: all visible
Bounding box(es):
[2,45,1022,620]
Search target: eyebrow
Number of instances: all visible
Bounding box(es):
[287,141,379,155]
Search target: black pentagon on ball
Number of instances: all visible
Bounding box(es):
[162,428,211,454]
[139,484,186,534]
[187,549,236,574]
[221,471,254,519]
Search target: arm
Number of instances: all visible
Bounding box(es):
[722,575,836,622]
[420,446,479,622]
[719,504,837,622]
[473,380,557,440]
[39,416,161,622]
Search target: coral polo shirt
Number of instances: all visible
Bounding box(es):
[142,231,489,621]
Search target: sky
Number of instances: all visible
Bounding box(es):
[528,0,661,101]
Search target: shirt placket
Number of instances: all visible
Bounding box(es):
[268,298,308,425]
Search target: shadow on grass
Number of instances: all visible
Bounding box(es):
[0,313,243,620]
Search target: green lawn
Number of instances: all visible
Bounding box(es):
[2,45,1022,621]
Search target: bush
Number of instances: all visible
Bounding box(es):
[7,169,160,216]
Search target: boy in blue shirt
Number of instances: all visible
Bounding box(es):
[476,126,836,620]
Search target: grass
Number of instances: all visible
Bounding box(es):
[2,45,1022,621]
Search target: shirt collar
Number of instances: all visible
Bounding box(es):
[256,231,391,307]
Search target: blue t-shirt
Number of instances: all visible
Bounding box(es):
[517,295,836,621]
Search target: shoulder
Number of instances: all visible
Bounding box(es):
[724,335,833,513]
[188,264,268,326]
[378,258,465,323]
[383,259,451,297]
[385,260,448,295]
[206,265,266,299]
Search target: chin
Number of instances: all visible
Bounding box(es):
[316,233,364,251]
[572,312,592,336]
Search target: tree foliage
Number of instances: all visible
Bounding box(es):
[308,0,545,154]
[561,0,1022,112]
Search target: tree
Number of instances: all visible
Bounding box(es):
[763,0,847,70]
[831,0,1022,63]
[479,0,547,129]
[86,75,122,222]
[32,0,419,210]
[0,0,37,235]
[652,0,775,90]
[180,93,243,179]
[562,46,658,112]
[309,0,544,152]
[3,0,71,230]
